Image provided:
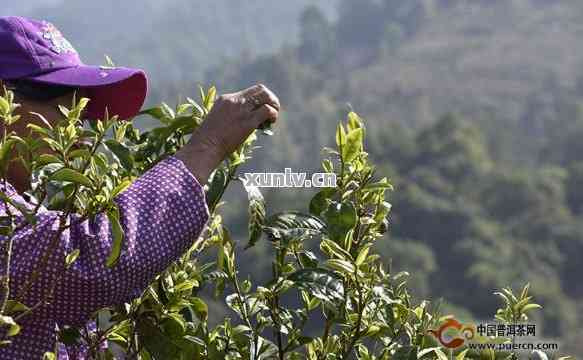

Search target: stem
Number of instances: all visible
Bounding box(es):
[317,318,333,360]
[385,322,406,350]
[230,263,259,360]
[271,295,285,360]
[0,224,14,315]
[269,248,286,360]
[16,129,104,302]
[341,268,366,360]
[0,127,14,314]
[0,264,63,342]
[341,300,364,360]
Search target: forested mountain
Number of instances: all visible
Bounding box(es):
[205,1,583,356]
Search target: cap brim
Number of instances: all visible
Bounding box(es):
[23,65,147,120]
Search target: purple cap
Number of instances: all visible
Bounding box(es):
[0,16,147,120]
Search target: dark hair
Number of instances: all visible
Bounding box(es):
[3,79,77,101]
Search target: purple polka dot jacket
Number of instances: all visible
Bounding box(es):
[0,156,210,359]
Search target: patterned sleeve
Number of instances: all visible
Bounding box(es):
[7,156,210,325]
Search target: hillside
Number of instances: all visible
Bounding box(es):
[204,1,583,356]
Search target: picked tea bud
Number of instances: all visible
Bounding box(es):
[258,120,274,136]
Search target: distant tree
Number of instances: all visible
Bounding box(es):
[566,162,583,215]
[413,114,492,185]
[298,6,335,68]
[380,22,405,56]
[381,0,437,35]
[336,0,385,51]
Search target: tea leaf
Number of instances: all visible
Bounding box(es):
[49,168,92,187]
[243,180,266,249]
[105,205,124,267]
[288,268,344,303]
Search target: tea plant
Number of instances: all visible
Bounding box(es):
[0,87,572,360]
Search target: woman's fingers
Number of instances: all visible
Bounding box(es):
[240,84,281,112]
[250,104,279,127]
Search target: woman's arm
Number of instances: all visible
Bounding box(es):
[2,84,280,325]
[46,155,209,324]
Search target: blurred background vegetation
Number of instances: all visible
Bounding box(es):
[5,0,583,356]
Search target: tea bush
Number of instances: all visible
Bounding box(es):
[0,88,571,359]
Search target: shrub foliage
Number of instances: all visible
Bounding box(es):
[0,88,569,359]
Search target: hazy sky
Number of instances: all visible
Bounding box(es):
[0,0,63,16]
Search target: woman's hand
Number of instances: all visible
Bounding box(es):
[176,84,280,184]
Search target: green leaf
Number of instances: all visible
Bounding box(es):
[161,103,176,119]
[58,105,70,118]
[263,211,326,246]
[111,180,132,198]
[139,106,166,120]
[49,168,92,187]
[204,86,217,109]
[257,120,274,136]
[521,303,542,313]
[187,97,205,117]
[530,352,549,360]
[0,316,20,337]
[69,149,92,160]
[342,128,364,162]
[191,297,209,322]
[320,238,353,260]
[0,226,10,236]
[26,123,51,137]
[323,201,357,242]
[136,318,182,359]
[36,154,62,167]
[309,188,336,216]
[58,326,81,346]
[0,96,9,114]
[393,345,418,360]
[183,335,205,347]
[363,177,394,192]
[72,98,90,118]
[65,249,80,268]
[434,349,449,360]
[250,336,279,360]
[105,140,134,170]
[287,268,344,303]
[242,180,266,249]
[455,349,469,360]
[206,168,227,211]
[29,112,53,129]
[325,259,355,275]
[43,352,56,360]
[4,301,30,314]
[105,205,124,267]
[336,123,346,151]
[42,138,63,152]
[0,139,16,169]
[298,251,319,268]
[161,313,186,338]
[104,54,116,67]
[355,245,371,266]
[347,112,363,131]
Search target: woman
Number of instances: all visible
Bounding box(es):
[0,16,280,359]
